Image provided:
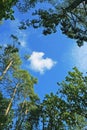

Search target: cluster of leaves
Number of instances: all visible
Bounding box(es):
[1,0,87,46]
[22,67,87,129]
[0,46,87,129]
[0,92,13,129]
[18,0,87,46]
[0,45,39,129]
[0,0,87,129]
[0,0,18,20]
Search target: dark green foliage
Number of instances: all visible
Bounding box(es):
[0,92,13,129]
[0,45,87,129]
[1,0,87,46]
[59,67,87,119]
[0,0,87,129]
[26,67,87,130]
[0,0,18,20]
[0,45,39,129]
[4,44,19,54]
[18,0,87,46]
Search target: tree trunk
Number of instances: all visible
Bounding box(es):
[0,60,13,80]
[5,83,19,116]
[15,100,26,130]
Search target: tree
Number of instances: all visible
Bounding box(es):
[0,92,13,129]
[40,93,67,130]
[1,0,87,46]
[58,67,87,118]
[18,0,87,46]
[57,67,87,129]
[0,45,39,129]
[16,102,41,130]
[0,0,18,20]
[27,67,87,130]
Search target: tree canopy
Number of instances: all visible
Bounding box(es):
[0,0,18,20]
[0,92,13,129]
[26,67,87,129]
[0,0,87,46]
[0,0,87,129]
[18,0,87,46]
[0,45,39,129]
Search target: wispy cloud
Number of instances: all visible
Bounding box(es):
[71,42,87,72]
[28,51,57,74]
[9,18,28,47]
[20,40,26,47]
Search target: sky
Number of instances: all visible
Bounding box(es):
[0,5,87,100]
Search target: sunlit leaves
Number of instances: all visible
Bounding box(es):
[35,67,87,129]
[0,45,39,129]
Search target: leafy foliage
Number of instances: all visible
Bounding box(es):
[0,0,18,20]
[1,0,87,46]
[0,45,39,129]
[18,0,87,46]
[0,92,13,129]
[0,45,87,129]
[25,67,87,129]
[0,0,87,129]
[57,67,87,129]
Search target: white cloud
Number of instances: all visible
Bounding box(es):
[9,18,27,47]
[28,51,57,74]
[20,40,26,47]
[71,42,87,72]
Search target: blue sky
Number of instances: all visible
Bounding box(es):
[0,7,87,100]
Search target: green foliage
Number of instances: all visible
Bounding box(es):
[40,93,67,129]
[26,67,87,130]
[0,0,87,129]
[0,0,18,20]
[18,0,87,46]
[59,67,87,118]
[0,92,13,129]
[0,0,87,46]
[0,45,87,129]
[0,45,39,129]
[56,67,87,129]
[1,0,87,46]
[16,102,40,130]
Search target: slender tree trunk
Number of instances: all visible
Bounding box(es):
[15,100,26,130]
[0,60,13,80]
[42,116,45,130]
[5,83,19,116]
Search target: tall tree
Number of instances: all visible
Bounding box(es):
[58,67,87,118]
[56,67,87,129]
[27,67,87,130]
[0,45,39,129]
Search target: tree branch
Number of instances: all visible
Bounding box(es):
[65,0,85,11]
